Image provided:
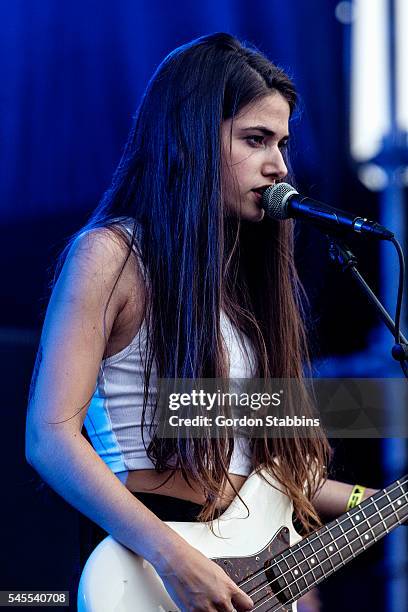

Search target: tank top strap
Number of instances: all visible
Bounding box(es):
[112,216,148,285]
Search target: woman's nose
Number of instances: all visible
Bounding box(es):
[262,149,288,180]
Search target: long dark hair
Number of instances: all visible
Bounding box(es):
[54,33,330,531]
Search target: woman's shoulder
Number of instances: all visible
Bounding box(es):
[62,219,145,315]
[72,216,145,267]
[74,216,140,252]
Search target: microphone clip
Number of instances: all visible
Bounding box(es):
[328,238,357,272]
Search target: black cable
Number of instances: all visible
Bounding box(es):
[327,236,408,379]
[391,237,408,378]
[391,237,405,344]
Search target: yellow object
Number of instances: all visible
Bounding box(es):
[346,484,366,510]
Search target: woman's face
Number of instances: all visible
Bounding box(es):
[221,92,290,222]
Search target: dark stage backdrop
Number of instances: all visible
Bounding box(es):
[1,0,388,356]
[1,1,403,610]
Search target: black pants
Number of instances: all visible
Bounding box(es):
[134,492,205,521]
[79,493,205,568]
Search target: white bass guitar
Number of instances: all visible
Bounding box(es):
[78,470,408,611]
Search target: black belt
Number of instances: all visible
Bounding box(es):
[133,492,205,522]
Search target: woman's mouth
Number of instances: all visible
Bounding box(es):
[252,187,268,206]
[252,185,275,206]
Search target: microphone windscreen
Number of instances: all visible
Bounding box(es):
[262,182,299,219]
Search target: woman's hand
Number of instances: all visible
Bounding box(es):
[156,540,254,612]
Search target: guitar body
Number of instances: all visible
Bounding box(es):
[78,471,301,611]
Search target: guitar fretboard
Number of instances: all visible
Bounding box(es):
[268,477,408,605]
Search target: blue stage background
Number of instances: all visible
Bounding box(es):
[1,1,405,610]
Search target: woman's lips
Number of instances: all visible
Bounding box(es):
[252,190,263,206]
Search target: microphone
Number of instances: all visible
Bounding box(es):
[262,183,394,241]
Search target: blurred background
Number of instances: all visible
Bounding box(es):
[2,0,407,610]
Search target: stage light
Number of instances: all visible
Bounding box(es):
[396,0,408,133]
[335,1,355,25]
[350,0,390,163]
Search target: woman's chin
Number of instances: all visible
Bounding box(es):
[242,207,265,222]
[224,202,265,222]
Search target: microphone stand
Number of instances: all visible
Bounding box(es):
[327,237,408,374]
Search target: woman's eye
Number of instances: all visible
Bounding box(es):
[279,140,289,150]
[246,135,265,147]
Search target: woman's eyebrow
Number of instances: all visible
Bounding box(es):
[239,125,290,139]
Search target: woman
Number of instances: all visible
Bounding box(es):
[25,33,375,611]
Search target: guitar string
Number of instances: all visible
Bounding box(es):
[248,481,408,610]
[254,483,408,612]
[252,492,408,612]
[250,491,408,612]
[236,479,408,611]
[238,477,408,594]
[247,483,408,612]
[238,477,408,600]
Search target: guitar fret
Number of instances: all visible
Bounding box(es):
[324,525,345,569]
[267,553,297,604]
[260,476,408,609]
[318,529,337,573]
[340,519,356,558]
[304,486,401,586]
[397,482,408,502]
[279,557,291,573]
[292,570,307,594]
[349,510,367,551]
[374,492,389,511]
[297,542,319,589]
[362,500,377,519]
[373,521,385,539]
[381,490,400,528]
[385,492,399,520]
[313,534,329,578]
[330,520,350,562]
[328,548,343,569]
[306,545,324,584]
[281,550,294,569]
[359,507,376,543]
[290,547,309,594]
[397,480,408,500]
[398,482,408,523]
[387,485,401,502]
[280,551,300,600]
[380,496,398,520]
[307,544,321,578]
[278,536,331,603]
[385,512,398,530]
[302,543,315,557]
[372,500,389,533]
[282,529,337,598]
[309,534,323,552]
[285,583,296,603]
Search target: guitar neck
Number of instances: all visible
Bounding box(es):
[268,476,408,605]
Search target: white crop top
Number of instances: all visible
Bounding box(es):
[84,218,257,479]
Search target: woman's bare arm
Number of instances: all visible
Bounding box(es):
[25,228,174,562]
[313,479,377,520]
[25,228,253,611]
